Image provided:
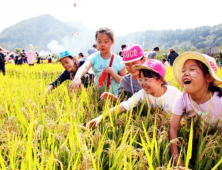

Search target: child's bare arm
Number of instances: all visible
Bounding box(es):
[100,92,118,103]
[69,60,92,91]
[46,85,54,94]
[104,67,126,84]
[169,114,183,166]
[87,105,126,128]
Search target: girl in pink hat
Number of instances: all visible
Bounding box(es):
[100,44,146,103]
[169,52,222,166]
[87,59,181,128]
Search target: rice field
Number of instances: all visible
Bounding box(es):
[0,64,222,170]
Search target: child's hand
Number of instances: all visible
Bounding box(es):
[86,115,103,128]
[104,67,114,76]
[68,78,82,92]
[100,92,114,100]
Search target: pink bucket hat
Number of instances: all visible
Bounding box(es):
[133,59,166,78]
[121,44,144,63]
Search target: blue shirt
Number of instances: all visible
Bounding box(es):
[88,51,125,95]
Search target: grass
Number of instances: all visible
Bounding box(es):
[0,64,222,169]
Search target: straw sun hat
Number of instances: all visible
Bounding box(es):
[173,51,222,88]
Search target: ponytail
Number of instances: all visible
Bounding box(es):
[209,82,222,97]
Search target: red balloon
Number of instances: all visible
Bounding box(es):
[71,32,74,36]
[76,32,79,35]
[74,3,76,7]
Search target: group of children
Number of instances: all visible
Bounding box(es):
[47,27,222,166]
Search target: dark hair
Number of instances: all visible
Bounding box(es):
[67,56,73,60]
[78,52,84,58]
[154,47,159,51]
[21,54,25,57]
[162,58,166,62]
[195,60,222,97]
[93,44,97,48]
[95,28,114,43]
[121,44,127,49]
[139,69,167,86]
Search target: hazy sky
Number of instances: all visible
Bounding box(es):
[1,0,222,36]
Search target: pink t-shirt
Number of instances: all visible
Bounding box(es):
[173,91,222,128]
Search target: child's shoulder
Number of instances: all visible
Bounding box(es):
[120,74,131,83]
[123,74,131,79]
[113,53,125,68]
[87,52,102,63]
[176,91,190,102]
[213,91,222,100]
[113,53,123,60]
[88,51,100,58]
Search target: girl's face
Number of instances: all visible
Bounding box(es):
[96,33,114,55]
[139,71,163,96]
[181,59,211,94]
[125,59,145,79]
[60,57,76,72]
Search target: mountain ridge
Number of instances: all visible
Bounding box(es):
[0,14,222,54]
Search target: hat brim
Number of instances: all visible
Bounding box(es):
[133,64,159,74]
[57,55,74,62]
[121,55,144,64]
[173,52,222,88]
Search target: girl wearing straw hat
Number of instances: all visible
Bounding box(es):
[169,52,222,166]
[87,59,181,128]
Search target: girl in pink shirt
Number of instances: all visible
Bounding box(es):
[169,52,222,166]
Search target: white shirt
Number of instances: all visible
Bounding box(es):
[120,85,181,114]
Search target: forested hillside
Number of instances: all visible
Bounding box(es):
[0,14,222,53]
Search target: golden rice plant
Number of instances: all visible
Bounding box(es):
[0,64,222,169]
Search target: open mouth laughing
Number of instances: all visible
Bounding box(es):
[183,78,191,85]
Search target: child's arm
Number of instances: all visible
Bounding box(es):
[47,71,70,94]
[100,92,118,103]
[169,114,183,166]
[69,60,92,91]
[87,105,126,128]
[46,85,54,94]
[87,90,144,128]
[104,67,126,84]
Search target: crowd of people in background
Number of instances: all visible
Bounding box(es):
[0,41,221,79]
[0,44,221,68]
